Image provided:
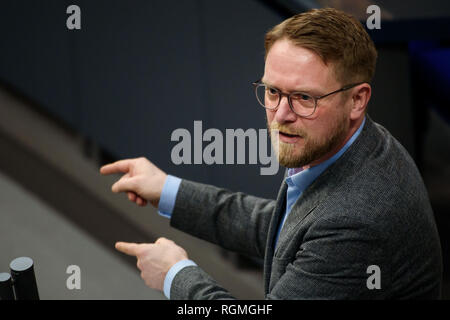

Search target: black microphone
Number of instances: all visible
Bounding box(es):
[9,257,40,300]
[0,272,15,300]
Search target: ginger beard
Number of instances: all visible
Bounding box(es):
[267,112,350,168]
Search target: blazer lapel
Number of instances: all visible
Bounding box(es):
[263,180,288,294]
[274,193,319,257]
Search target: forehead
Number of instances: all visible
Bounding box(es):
[263,39,337,91]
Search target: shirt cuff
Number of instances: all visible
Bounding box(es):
[163,259,197,299]
[157,175,182,218]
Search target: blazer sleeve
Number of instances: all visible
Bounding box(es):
[170,266,236,300]
[170,179,276,259]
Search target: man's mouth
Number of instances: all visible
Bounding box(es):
[280,131,299,137]
[279,131,302,143]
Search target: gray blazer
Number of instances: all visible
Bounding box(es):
[169,116,442,299]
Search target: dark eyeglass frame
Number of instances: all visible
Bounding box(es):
[252,80,366,117]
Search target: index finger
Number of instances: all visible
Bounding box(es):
[115,242,144,256]
[100,160,133,175]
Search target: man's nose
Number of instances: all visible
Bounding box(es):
[274,95,297,124]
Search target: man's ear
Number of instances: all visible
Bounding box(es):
[349,83,371,120]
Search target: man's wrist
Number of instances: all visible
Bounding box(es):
[163,259,197,299]
[157,175,182,218]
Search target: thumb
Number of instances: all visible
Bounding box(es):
[111,175,138,194]
[115,242,144,256]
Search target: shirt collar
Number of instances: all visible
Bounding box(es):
[286,116,366,190]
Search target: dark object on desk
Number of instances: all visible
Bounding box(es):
[9,257,40,300]
[0,257,40,300]
[0,272,15,300]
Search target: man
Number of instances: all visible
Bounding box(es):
[100,8,442,299]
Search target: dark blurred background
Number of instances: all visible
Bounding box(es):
[0,0,449,299]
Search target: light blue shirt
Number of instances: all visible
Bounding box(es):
[158,117,366,299]
[158,175,182,219]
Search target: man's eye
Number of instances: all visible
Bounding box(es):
[293,93,312,101]
[267,88,278,95]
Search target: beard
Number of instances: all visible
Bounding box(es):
[267,114,349,168]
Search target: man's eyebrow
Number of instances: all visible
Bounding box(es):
[261,79,317,94]
[260,79,281,89]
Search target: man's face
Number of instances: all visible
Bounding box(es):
[264,39,352,168]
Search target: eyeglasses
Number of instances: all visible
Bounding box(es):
[252,80,365,117]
